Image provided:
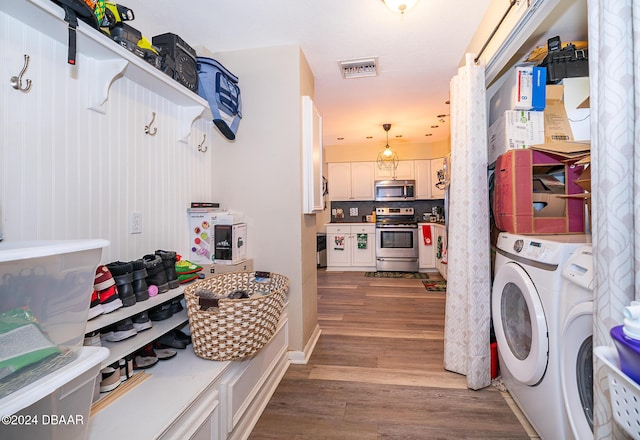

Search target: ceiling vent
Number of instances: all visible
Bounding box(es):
[338,57,378,79]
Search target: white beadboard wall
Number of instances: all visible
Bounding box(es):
[1,11,215,263]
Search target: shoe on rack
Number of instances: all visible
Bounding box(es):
[173,328,192,345]
[106,261,136,307]
[133,344,159,369]
[175,259,203,284]
[95,266,123,314]
[169,296,184,315]
[88,290,105,320]
[148,302,173,321]
[101,318,137,342]
[100,362,121,393]
[83,331,102,347]
[156,331,187,349]
[143,254,169,294]
[132,311,153,332]
[153,342,177,360]
[130,259,149,302]
[156,250,179,289]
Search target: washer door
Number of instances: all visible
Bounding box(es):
[492,261,548,385]
[561,302,593,438]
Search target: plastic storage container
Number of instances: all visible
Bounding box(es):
[0,346,108,440]
[0,240,108,399]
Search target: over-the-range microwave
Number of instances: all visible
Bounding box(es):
[374,180,416,202]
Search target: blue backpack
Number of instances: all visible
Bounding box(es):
[196,57,242,141]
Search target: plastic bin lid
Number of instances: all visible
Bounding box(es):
[0,239,109,263]
[0,346,109,416]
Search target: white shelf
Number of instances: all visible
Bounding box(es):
[86,286,186,333]
[99,310,189,368]
[1,0,209,138]
[89,347,231,440]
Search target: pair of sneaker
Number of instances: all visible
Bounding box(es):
[89,265,124,319]
[132,342,177,369]
[100,312,152,343]
[99,355,135,393]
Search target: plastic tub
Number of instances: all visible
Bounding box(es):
[610,325,640,384]
[0,240,108,399]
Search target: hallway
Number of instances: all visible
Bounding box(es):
[249,270,533,439]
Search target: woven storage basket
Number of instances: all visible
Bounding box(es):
[184,271,288,361]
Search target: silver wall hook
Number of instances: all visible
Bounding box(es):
[197,134,207,152]
[145,112,158,135]
[10,54,32,93]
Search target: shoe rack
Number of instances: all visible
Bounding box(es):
[85,286,188,369]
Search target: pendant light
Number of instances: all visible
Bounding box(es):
[376,123,399,172]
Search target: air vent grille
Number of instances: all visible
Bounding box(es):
[338,57,378,79]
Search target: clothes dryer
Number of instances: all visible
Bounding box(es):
[492,232,591,440]
[560,244,594,439]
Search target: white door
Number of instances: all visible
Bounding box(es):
[561,302,594,439]
[492,262,549,386]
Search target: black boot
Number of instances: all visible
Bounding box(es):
[143,254,169,293]
[106,261,136,307]
[130,259,149,302]
[156,250,179,289]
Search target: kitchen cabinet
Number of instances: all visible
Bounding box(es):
[418,223,436,270]
[415,159,447,200]
[328,162,375,201]
[326,224,376,270]
[433,223,448,279]
[374,160,415,180]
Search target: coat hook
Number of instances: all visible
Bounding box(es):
[10,54,32,93]
[197,134,207,152]
[145,112,158,135]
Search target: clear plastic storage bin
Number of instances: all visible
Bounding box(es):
[0,240,108,400]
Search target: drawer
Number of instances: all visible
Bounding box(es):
[326,225,349,234]
[160,387,219,440]
[350,225,375,234]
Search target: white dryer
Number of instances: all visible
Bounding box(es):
[560,244,594,440]
[492,232,591,440]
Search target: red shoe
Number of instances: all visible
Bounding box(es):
[94,265,116,291]
[88,289,105,320]
[100,284,123,314]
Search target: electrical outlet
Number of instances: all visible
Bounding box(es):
[130,212,142,234]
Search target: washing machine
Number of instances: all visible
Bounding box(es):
[492,232,591,440]
[560,244,594,440]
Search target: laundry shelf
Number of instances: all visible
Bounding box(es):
[594,345,640,440]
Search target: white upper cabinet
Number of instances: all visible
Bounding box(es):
[415,160,433,200]
[328,162,375,201]
[374,160,415,180]
[430,158,446,199]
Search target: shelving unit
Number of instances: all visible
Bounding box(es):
[0,0,209,140]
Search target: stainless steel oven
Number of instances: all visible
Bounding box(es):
[375,207,419,272]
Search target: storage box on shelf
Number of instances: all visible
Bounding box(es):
[493,148,586,234]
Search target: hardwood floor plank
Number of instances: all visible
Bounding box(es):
[248,270,531,439]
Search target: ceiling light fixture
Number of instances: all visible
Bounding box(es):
[381,0,418,14]
[376,123,399,171]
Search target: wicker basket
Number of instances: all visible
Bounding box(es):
[184,271,289,361]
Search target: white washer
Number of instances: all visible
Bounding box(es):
[492,232,591,440]
[560,244,594,440]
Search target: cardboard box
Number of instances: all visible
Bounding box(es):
[489,64,547,125]
[187,208,227,264]
[488,110,545,164]
[202,258,254,277]
[514,65,547,111]
[493,149,585,234]
[214,223,247,264]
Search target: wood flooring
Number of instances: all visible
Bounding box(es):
[248,270,533,439]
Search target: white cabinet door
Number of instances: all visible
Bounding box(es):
[327,163,352,200]
[327,225,351,266]
[374,160,415,180]
[414,160,433,200]
[302,96,323,213]
[418,224,436,269]
[350,162,375,200]
[351,225,375,267]
[431,158,446,199]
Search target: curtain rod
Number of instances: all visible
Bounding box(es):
[474,0,518,64]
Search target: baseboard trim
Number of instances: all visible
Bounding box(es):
[288,324,321,364]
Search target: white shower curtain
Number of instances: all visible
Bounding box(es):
[443,53,492,390]
[589,1,640,439]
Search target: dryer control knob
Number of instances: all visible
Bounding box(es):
[513,239,524,253]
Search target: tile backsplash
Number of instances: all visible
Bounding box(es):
[330,200,444,223]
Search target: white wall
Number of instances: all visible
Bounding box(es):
[0,10,214,263]
[205,45,318,353]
